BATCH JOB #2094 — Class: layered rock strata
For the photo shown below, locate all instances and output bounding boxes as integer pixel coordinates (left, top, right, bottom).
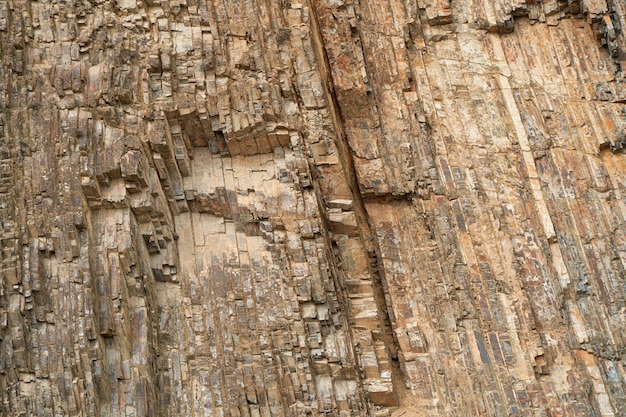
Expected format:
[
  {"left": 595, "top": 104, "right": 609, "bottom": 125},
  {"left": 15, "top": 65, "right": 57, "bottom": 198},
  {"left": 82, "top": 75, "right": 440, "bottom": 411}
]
[{"left": 0, "top": 0, "right": 625, "bottom": 416}]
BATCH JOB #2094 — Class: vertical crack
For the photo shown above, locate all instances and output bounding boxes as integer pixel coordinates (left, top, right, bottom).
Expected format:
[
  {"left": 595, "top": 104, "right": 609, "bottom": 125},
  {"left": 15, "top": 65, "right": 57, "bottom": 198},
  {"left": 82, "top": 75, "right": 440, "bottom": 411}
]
[{"left": 304, "top": 0, "right": 405, "bottom": 408}]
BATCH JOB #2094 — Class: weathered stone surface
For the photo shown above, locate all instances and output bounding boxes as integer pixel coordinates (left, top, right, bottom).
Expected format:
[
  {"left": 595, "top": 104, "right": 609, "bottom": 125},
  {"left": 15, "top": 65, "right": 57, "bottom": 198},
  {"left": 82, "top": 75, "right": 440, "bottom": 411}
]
[{"left": 0, "top": 0, "right": 625, "bottom": 416}]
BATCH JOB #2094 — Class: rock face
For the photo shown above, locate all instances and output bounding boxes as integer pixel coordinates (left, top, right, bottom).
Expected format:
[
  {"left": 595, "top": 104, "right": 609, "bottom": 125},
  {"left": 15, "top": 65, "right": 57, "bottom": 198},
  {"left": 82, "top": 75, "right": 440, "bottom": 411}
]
[{"left": 1, "top": 0, "right": 626, "bottom": 415}]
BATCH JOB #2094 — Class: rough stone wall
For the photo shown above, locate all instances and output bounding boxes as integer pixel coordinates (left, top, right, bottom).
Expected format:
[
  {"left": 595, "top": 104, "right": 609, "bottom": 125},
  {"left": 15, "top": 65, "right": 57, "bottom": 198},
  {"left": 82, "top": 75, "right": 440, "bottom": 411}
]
[{"left": 0, "top": 0, "right": 625, "bottom": 416}]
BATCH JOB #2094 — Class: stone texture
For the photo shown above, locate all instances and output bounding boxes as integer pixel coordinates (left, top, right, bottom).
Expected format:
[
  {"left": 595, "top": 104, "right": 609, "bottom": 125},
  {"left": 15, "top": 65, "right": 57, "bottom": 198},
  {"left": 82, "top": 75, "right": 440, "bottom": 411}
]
[{"left": 0, "top": 0, "right": 625, "bottom": 416}]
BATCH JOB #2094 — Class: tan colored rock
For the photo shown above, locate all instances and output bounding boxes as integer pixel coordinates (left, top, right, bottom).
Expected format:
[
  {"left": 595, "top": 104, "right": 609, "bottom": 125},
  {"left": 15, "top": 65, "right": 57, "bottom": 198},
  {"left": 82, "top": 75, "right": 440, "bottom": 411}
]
[{"left": 0, "top": 0, "right": 625, "bottom": 416}]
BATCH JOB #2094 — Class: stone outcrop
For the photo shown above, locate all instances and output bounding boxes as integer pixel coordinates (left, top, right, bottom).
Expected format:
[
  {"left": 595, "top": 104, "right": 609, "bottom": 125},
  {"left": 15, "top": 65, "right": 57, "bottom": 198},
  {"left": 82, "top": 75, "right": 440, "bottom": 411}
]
[{"left": 0, "top": 0, "right": 625, "bottom": 416}]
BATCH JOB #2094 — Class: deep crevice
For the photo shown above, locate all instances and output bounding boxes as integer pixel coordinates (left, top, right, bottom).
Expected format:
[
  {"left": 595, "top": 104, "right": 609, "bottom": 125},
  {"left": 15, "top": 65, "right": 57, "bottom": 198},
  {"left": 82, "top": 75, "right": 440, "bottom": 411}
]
[{"left": 305, "top": 0, "right": 407, "bottom": 408}]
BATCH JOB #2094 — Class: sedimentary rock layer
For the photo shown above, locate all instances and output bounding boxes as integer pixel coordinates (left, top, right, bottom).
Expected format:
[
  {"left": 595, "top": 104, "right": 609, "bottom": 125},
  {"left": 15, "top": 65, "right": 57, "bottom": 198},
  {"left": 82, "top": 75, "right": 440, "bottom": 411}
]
[{"left": 0, "top": 0, "right": 625, "bottom": 416}]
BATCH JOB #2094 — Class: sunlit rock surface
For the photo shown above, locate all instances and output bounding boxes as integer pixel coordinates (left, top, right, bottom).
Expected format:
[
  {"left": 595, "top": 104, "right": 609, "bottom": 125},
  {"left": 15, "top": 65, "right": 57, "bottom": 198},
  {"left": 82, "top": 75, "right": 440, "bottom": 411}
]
[{"left": 1, "top": 0, "right": 625, "bottom": 416}]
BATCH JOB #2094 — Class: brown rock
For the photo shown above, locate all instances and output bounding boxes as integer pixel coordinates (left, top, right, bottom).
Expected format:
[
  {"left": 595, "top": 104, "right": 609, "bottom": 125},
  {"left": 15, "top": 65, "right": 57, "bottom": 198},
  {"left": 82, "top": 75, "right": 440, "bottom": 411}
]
[{"left": 1, "top": 0, "right": 625, "bottom": 416}]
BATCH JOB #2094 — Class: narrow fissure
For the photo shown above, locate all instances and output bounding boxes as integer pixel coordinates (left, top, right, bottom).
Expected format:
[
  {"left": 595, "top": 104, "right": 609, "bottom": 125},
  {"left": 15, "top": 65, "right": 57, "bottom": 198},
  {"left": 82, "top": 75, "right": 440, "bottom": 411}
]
[{"left": 305, "top": 0, "right": 407, "bottom": 407}]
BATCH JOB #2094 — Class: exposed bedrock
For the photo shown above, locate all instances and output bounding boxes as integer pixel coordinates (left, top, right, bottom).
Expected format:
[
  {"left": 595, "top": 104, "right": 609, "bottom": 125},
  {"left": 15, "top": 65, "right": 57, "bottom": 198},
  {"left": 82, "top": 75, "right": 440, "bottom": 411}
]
[{"left": 0, "top": 0, "right": 625, "bottom": 416}]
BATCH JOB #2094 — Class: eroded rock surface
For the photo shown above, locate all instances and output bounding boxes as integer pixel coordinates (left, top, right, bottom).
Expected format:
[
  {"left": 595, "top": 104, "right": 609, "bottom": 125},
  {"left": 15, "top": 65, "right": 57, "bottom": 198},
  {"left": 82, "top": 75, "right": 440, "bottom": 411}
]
[{"left": 0, "top": 0, "right": 625, "bottom": 416}]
